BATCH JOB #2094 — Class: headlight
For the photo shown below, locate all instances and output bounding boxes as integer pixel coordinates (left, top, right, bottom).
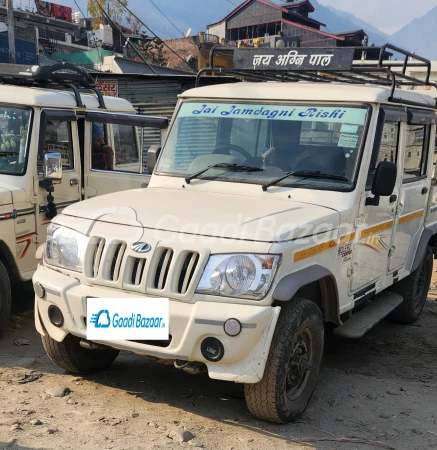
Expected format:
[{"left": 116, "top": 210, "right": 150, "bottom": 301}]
[
  {"left": 45, "top": 224, "right": 88, "bottom": 272},
  {"left": 196, "top": 254, "right": 281, "bottom": 300}
]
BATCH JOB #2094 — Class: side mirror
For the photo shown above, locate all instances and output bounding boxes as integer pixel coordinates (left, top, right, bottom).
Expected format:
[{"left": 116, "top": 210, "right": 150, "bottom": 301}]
[
  {"left": 43, "top": 152, "right": 62, "bottom": 182},
  {"left": 147, "top": 145, "right": 161, "bottom": 175},
  {"left": 366, "top": 161, "right": 397, "bottom": 206}
]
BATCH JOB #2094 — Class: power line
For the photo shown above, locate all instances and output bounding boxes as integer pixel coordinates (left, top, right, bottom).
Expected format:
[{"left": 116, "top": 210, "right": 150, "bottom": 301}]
[
  {"left": 148, "top": 0, "right": 185, "bottom": 37},
  {"left": 111, "top": 0, "right": 195, "bottom": 71},
  {"left": 73, "top": 0, "right": 86, "bottom": 19}
]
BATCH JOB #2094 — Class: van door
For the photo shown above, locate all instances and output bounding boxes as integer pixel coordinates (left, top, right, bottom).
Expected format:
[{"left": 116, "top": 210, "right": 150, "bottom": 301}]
[
  {"left": 83, "top": 112, "right": 168, "bottom": 198},
  {"left": 36, "top": 110, "right": 81, "bottom": 240},
  {"left": 387, "top": 110, "right": 434, "bottom": 272},
  {"left": 350, "top": 108, "right": 406, "bottom": 296}
]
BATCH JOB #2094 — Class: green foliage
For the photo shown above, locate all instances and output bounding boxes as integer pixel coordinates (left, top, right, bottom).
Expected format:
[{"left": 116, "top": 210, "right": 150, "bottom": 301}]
[{"left": 88, "top": 0, "right": 130, "bottom": 30}]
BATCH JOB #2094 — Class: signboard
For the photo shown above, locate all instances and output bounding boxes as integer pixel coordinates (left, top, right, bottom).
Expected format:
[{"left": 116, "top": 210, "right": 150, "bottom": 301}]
[
  {"left": 95, "top": 80, "right": 118, "bottom": 97},
  {"left": 0, "top": 35, "right": 36, "bottom": 65},
  {"left": 34, "top": 1, "right": 72, "bottom": 22},
  {"left": 233, "top": 48, "right": 355, "bottom": 71}
]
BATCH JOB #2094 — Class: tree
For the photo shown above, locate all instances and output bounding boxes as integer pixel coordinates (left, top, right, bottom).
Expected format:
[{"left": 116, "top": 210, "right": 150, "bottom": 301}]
[
  {"left": 88, "top": 0, "right": 131, "bottom": 30},
  {"left": 137, "top": 36, "right": 168, "bottom": 66}
]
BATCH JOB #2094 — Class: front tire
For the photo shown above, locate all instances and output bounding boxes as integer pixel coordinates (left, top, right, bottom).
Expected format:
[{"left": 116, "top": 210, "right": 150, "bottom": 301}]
[
  {"left": 0, "top": 261, "right": 12, "bottom": 337},
  {"left": 388, "top": 246, "right": 433, "bottom": 324},
  {"left": 42, "top": 333, "right": 119, "bottom": 374},
  {"left": 244, "top": 298, "right": 324, "bottom": 423}
]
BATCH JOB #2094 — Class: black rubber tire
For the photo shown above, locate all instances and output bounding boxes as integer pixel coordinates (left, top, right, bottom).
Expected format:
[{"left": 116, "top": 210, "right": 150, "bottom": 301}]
[
  {"left": 388, "top": 246, "right": 433, "bottom": 324},
  {"left": 41, "top": 333, "right": 119, "bottom": 374},
  {"left": 244, "top": 298, "right": 324, "bottom": 423},
  {"left": 0, "top": 261, "right": 12, "bottom": 337}
]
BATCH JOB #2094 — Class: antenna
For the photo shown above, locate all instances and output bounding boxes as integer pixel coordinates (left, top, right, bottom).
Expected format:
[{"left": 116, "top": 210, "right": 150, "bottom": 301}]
[{"left": 185, "top": 28, "right": 192, "bottom": 38}]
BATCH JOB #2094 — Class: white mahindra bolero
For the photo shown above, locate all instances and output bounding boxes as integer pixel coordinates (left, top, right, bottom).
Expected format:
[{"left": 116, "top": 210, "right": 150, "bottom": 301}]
[{"left": 33, "top": 46, "right": 437, "bottom": 423}]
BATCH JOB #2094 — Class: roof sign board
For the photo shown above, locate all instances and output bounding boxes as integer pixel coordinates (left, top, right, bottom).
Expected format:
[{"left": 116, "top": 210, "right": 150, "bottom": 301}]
[
  {"left": 95, "top": 80, "right": 118, "bottom": 97},
  {"left": 232, "top": 48, "right": 355, "bottom": 71}
]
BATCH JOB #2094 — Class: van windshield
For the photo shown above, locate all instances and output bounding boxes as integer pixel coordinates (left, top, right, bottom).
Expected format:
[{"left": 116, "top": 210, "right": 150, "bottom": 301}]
[
  {"left": 0, "top": 106, "right": 32, "bottom": 176},
  {"left": 157, "top": 102, "right": 369, "bottom": 190}
]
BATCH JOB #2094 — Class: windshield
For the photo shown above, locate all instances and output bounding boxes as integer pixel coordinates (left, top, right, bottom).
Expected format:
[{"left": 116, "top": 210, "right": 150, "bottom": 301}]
[
  {"left": 157, "top": 102, "right": 369, "bottom": 190},
  {"left": 0, "top": 106, "right": 32, "bottom": 176}
]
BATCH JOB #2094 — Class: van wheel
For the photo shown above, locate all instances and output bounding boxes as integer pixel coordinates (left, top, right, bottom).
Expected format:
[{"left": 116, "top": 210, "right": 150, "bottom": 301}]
[
  {"left": 244, "top": 298, "right": 324, "bottom": 423},
  {"left": 0, "top": 261, "right": 12, "bottom": 337},
  {"left": 42, "top": 334, "right": 119, "bottom": 374},
  {"left": 388, "top": 246, "right": 433, "bottom": 324}
]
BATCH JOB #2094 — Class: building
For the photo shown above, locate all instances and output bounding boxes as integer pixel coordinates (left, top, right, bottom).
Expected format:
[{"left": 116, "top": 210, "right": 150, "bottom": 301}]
[{"left": 206, "top": 0, "right": 368, "bottom": 49}]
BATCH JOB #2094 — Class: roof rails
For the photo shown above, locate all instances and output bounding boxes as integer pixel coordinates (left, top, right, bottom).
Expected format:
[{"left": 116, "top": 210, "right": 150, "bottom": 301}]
[
  {"left": 196, "top": 44, "right": 437, "bottom": 109},
  {"left": 0, "top": 62, "right": 106, "bottom": 109}
]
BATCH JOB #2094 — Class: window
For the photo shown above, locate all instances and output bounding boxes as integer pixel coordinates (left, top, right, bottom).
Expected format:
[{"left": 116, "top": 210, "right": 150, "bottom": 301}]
[
  {"left": 0, "top": 106, "right": 32, "bottom": 175},
  {"left": 158, "top": 102, "right": 369, "bottom": 191},
  {"left": 366, "top": 121, "right": 399, "bottom": 189},
  {"left": 112, "top": 124, "right": 140, "bottom": 173},
  {"left": 403, "top": 124, "right": 429, "bottom": 181},
  {"left": 38, "top": 120, "right": 74, "bottom": 170}
]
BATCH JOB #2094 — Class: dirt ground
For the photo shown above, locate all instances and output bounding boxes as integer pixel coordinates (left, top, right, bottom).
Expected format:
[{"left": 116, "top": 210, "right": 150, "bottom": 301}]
[{"left": 1, "top": 275, "right": 437, "bottom": 450}]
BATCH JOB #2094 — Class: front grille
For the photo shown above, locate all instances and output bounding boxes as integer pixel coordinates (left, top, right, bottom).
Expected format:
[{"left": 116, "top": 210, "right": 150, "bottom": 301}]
[
  {"left": 85, "top": 237, "right": 202, "bottom": 297},
  {"left": 177, "top": 252, "right": 200, "bottom": 294},
  {"left": 153, "top": 248, "right": 174, "bottom": 290}
]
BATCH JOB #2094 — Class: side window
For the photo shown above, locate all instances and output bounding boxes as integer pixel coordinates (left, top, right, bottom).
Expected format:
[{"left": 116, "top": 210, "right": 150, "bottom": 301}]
[
  {"left": 38, "top": 120, "right": 74, "bottom": 170},
  {"left": 112, "top": 124, "right": 140, "bottom": 173},
  {"left": 366, "top": 121, "right": 399, "bottom": 189},
  {"left": 404, "top": 124, "right": 429, "bottom": 182},
  {"left": 91, "top": 122, "right": 113, "bottom": 171}
]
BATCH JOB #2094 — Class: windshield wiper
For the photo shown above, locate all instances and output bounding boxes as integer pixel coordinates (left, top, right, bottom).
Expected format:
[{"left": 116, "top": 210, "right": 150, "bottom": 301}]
[
  {"left": 262, "top": 170, "right": 349, "bottom": 191},
  {"left": 185, "top": 163, "right": 263, "bottom": 184}
]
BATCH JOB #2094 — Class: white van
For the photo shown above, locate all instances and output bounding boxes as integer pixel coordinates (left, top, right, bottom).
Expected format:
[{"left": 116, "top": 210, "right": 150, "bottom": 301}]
[
  {"left": 0, "top": 63, "right": 167, "bottom": 336},
  {"left": 33, "top": 46, "right": 437, "bottom": 423}
]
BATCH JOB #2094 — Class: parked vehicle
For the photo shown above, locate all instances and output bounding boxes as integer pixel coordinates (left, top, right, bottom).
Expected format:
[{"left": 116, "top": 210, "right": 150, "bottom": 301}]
[
  {"left": 0, "top": 63, "right": 167, "bottom": 336},
  {"left": 33, "top": 45, "right": 437, "bottom": 423}
]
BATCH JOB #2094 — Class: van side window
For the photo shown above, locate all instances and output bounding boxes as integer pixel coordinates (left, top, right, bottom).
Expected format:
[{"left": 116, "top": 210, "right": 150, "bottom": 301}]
[
  {"left": 38, "top": 120, "right": 74, "bottom": 170},
  {"left": 404, "top": 124, "right": 429, "bottom": 182},
  {"left": 366, "top": 121, "right": 399, "bottom": 189},
  {"left": 112, "top": 124, "right": 140, "bottom": 173}
]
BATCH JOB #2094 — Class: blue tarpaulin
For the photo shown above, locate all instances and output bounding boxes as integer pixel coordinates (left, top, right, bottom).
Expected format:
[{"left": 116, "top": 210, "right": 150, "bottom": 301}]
[{"left": 0, "top": 35, "right": 37, "bottom": 65}]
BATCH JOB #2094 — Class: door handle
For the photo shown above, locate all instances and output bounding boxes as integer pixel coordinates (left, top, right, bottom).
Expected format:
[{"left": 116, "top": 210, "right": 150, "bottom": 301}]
[
  {"left": 70, "top": 178, "right": 79, "bottom": 186},
  {"left": 389, "top": 194, "right": 397, "bottom": 203},
  {"left": 422, "top": 187, "right": 428, "bottom": 195}
]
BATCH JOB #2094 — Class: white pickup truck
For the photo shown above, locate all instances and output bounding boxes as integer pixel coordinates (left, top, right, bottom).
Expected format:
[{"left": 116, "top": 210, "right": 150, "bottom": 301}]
[
  {"left": 0, "top": 63, "right": 167, "bottom": 336},
  {"left": 33, "top": 45, "right": 437, "bottom": 423}
]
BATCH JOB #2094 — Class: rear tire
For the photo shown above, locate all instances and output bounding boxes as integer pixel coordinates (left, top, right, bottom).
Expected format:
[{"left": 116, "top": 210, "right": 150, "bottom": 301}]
[
  {"left": 42, "top": 333, "right": 119, "bottom": 374},
  {"left": 0, "top": 261, "right": 12, "bottom": 337},
  {"left": 388, "top": 246, "right": 433, "bottom": 324},
  {"left": 244, "top": 298, "right": 324, "bottom": 423}
]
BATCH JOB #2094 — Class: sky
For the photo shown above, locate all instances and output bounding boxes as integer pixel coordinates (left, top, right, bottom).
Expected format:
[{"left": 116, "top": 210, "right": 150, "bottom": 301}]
[
  {"left": 317, "top": 0, "right": 437, "bottom": 34},
  {"left": 58, "top": 0, "right": 437, "bottom": 37}
]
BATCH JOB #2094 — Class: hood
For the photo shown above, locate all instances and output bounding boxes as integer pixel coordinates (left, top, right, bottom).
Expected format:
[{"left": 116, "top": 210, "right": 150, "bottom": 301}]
[
  {"left": 0, "top": 181, "right": 27, "bottom": 205},
  {"left": 0, "top": 186, "right": 13, "bottom": 205},
  {"left": 63, "top": 188, "right": 340, "bottom": 243}
]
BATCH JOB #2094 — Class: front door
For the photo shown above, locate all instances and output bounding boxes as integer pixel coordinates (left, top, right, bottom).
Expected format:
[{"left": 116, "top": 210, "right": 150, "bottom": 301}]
[
  {"left": 36, "top": 109, "right": 81, "bottom": 242},
  {"left": 388, "top": 111, "right": 433, "bottom": 272},
  {"left": 350, "top": 109, "right": 405, "bottom": 294},
  {"left": 83, "top": 112, "right": 168, "bottom": 199}
]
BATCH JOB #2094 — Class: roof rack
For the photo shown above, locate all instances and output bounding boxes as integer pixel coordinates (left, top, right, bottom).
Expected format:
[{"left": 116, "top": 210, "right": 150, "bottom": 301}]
[
  {"left": 196, "top": 44, "right": 437, "bottom": 109},
  {"left": 0, "top": 62, "right": 106, "bottom": 109}
]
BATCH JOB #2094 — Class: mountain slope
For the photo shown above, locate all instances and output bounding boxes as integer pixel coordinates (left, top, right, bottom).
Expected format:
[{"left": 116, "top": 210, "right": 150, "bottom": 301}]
[
  {"left": 311, "top": 1, "right": 390, "bottom": 45},
  {"left": 390, "top": 5, "right": 437, "bottom": 59}
]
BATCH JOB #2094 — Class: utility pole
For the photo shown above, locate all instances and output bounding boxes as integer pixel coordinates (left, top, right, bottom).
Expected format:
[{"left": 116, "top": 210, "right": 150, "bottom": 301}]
[{"left": 6, "top": 0, "right": 16, "bottom": 64}]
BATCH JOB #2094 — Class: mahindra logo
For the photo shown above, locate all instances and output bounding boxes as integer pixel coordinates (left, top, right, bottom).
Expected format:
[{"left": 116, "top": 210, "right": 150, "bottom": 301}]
[{"left": 131, "top": 242, "right": 152, "bottom": 253}]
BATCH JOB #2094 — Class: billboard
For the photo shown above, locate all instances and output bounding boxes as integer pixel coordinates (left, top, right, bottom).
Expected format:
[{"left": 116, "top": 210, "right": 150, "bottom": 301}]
[
  {"left": 34, "top": 1, "right": 72, "bottom": 22},
  {"left": 0, "top": 35, "right": 37, "bottom": 65}
]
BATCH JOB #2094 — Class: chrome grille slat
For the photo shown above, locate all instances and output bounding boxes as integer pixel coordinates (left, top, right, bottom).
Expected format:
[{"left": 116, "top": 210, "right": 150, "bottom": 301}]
[
  {"left": 90, "top": 238, "right": 105, "bottom": 279},
  {"left": 134, "top": 258, "right": 146, "bottom": 285},
  {"left": 156, "top": 249, "right": 173, "bottom": 290},
  {"left": 179, "top": 252, "right": 199, "bottom": 294}
]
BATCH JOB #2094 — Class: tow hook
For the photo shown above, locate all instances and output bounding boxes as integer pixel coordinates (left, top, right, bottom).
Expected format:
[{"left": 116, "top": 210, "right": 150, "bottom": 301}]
[
  {"left": 79, "top": 339, "right": 110, "bottom": 350},
  {"left": 174, "top": 360, "right": 207, "bottom": 375}
]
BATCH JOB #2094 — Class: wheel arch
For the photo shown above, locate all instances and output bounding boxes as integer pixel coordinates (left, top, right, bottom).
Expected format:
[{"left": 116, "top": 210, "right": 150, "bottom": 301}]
[
  {"left": 272, "top": 265, "right": 341, "bottom": 325},
  {"left": 0, "top": 239, "right": 21, "bottom": 286},
  {"left": 412, "top": 224, "right": 437, "bottom": 272}
]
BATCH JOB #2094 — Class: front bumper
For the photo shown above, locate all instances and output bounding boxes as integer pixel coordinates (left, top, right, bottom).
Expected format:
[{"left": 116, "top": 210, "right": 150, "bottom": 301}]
[{"left": 34, "top": 266, "right": 280, "bottom": 383}]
